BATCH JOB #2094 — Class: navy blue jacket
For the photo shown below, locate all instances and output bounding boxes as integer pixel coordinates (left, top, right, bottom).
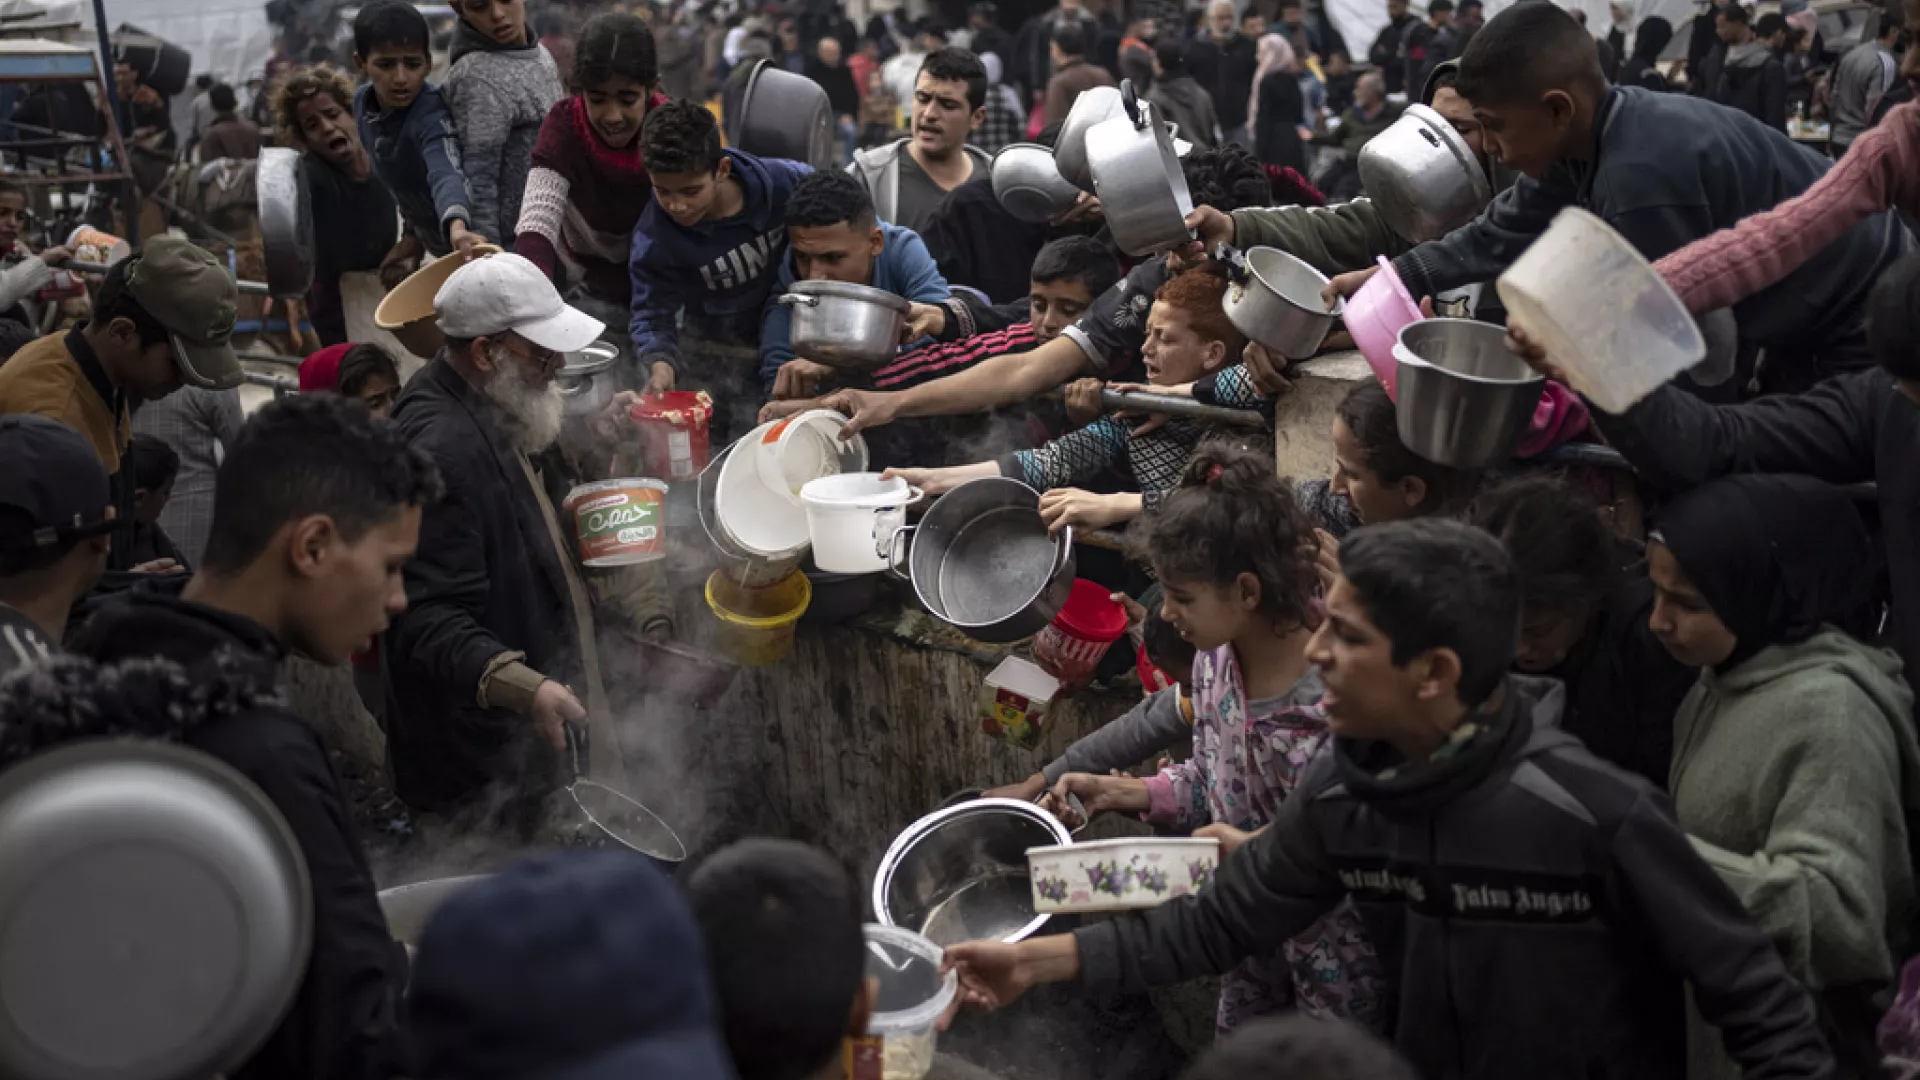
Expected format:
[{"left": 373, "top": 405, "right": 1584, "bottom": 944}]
[
  {"left": 356, "top": 83, "right": 472, "bottom": 256},
  {"left": 628, "top": 149, "right": 813, "bottom": 370}
]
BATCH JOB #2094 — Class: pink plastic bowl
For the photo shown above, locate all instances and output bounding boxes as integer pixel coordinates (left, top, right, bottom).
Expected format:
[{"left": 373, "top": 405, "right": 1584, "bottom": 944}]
[{"left": 1346, "top": 256, "right": 1423, "bottom": 398}]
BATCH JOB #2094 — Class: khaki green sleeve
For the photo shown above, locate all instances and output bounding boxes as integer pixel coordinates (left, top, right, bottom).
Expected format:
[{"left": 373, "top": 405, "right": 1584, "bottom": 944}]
[{"left": 1228, "top": 199, "right": 1412, "bottom": 278}]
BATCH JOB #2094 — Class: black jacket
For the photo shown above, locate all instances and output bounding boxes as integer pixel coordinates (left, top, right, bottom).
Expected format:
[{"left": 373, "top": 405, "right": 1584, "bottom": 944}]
[
  {"left": 1368, "top": 13, "right": 1417, "bottom": 95},
  {"left": 383, "top": 357, "right": 580, "bottom": 815},
  {"left": 1391, "top": 86, "right": 1909, "bottom": 361},
  {"left": 59, "top": 592, "right": 407, "bottom": 1080},
  {"left": 1185, "top": 32, "right": 1259, "bottom": 132},
  {"left": 1075, "top": 676, "right": 1834, "bottom": 1079},
  {"left": 1547, "top": 574, "right": 1700, "bottom": 789},
  {"left": 1713, "top": 41, "right": 1789, "bottom": 131},
  {"left": 1594, "top": 372, "right": 1920, "bottom": 705}
]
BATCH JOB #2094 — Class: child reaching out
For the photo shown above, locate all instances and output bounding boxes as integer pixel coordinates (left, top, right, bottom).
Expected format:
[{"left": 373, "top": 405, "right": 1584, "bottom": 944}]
[
  {"left": 885, "top": 270, "right": 1268, "bottom": 534},
  {"left": 1050, "top": 445, "right": 1385, "bottom": 1035}
]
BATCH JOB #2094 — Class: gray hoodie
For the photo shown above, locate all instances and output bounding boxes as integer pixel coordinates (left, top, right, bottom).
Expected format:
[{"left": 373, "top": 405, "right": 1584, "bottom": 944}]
[{"left": 443, "top": 20, "right": 565, "bottom": 247}]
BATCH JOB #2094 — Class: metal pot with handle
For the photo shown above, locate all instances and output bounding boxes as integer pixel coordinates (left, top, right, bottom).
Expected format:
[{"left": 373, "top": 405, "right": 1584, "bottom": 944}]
[
  {"left": 1217, "top": 243, "right": 1344, "bottom": 360},
  {"left": 725, "top": 59, "right": 835, "bottom": 170},
  {"left": 885, "top": 477, "right": 1075, "bottom": 643},
  {"left": 1357, "top": 104, "right": 1494, "bottom": 244},
  {"left": 776, "top": 280, "right": 910, "bottom": 371},
  {"left": 1085, "top": 80, "right": 1195, "bottom": 256},
  {"left": 555, "top": 341, "right": 620, "bottom": 418},
  {"left": 257, "top": 147, "right": 315, "bottom": 298}
]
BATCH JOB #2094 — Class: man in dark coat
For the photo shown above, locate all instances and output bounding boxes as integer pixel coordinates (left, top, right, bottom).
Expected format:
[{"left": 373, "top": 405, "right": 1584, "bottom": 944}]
[
  {"left": 1186, "top": 0, "right": 1260, "bottom": 144},
  {"left": 1708, "top": 2, "right": 1788, "bottom": 130},
  {"left": 383, "top": 252, "right": 610, "bottom": 834},
  {"left": 1368, "top": 0, "right": 1419, "bottom": 94}
]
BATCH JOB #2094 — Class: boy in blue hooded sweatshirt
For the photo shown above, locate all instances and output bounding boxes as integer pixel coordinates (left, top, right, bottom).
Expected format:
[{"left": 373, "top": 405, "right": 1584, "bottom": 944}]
[
  {"left": 631, "top": 101, "right": 811, "bottom": 431},
  {"left": 351, "top": 1, "right": 481, "bottom": 272}
]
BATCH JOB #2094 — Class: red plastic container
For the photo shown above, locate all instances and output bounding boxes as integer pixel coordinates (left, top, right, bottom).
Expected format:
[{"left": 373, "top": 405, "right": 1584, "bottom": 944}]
[
  {"left": 1032, "top": 579, "right": 1129, "bottom": 690},
  {"left": 629, "top": 391, "right": 713, "bottom": 481}
]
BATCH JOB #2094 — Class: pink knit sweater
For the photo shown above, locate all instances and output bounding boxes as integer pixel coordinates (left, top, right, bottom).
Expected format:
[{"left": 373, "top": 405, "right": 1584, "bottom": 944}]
[{"left": 1655, "top": 101, "right": 1920, "bottom": 314}]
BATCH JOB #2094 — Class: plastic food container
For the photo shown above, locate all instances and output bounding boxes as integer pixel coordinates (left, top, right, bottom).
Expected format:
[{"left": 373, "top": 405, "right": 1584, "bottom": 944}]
[
  {"left": 1345, "top": 256, "right": 1423, "bottom": 397},
  {"left": 704, "top": 570, "right": 811, "bottom": 666},
  {"left": 798, "top": 472, "right": 918, "bottom": 575},
  {"left": 560, "top": 479, "right": 668, "bottom": 566},
  {"left": 755, "top": 409, "right": 868, "bottom": 504},
  {"left": 1495, "top": 207, "right": 1705, "bottom": 414},
  {"left": 1026, "top": 836, "right": 1220, "bottom": 913},
  {"left": 978, "top": 657, "right": 1060, "bottom": 750},
  {"left": 714, "top": 420, "right": 815, "bottom": 560},
  {"left": 1031, "top": 579, "right": 1128, "bottom": 691},
  {"left": 844, "top": 925, "right": 957, "bottom": 1080},
  {"left": 629, "top": 391, "right": 713, "bottom": 480}
]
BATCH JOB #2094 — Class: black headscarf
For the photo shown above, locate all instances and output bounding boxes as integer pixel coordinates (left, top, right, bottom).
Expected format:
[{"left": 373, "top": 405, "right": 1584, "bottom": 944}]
[
  {"left": 1651, "top": 474, "right": 1875, "bottom": 671},
  {"left": 1620, "top": 17, "right": 1674, "bottom": 89}
]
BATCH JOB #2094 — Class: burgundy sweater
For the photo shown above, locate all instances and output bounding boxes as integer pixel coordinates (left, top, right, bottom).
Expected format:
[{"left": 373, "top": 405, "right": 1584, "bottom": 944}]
[
  {"left": 515, "top": 92, "right": 669, "bottom": 303},
  {"left": 1655, "top": 101, "right": 1920, "bottom": 314}
]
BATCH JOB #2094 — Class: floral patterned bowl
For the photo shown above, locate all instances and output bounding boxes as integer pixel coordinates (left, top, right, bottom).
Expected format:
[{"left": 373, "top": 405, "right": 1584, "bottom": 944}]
[{"left": 1025, "top": 837, "right": 1220, "bottom": 913}]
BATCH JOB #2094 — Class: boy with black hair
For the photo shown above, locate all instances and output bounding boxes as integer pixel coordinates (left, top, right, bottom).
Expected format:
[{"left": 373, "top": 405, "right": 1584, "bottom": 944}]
[
  {"left": 629, "top": 99, "right": 812, "bottom": 402},
  {"left": 758, "top": 170, "right": 949, "bottom": 394},
  {"left": 442, "top": 0, "right": 565, "bottom": 251},
  {"left": 353, "top": 1, "right": 482, "bottom": 264},
  {"left": 62, "top": 393, "right": 441, "bottom": 1080},
  {"left": 197, "top": 82, "right": 261, "bottom": 161},
  {"left": 0, "top": 415, "right": 114, "bottom": 674},
  {"left": 945, "top": 517, "right": 1838, "bottom": 1079},
  {"left": 687, "top": 840, "right": 875, "bottom": 1080},
  {"left": 126, "top": 433, "right": 186, "bottom": 570},
  {"left": 1335, "top": 2, "right": 1907, "bottom": 389},
  {"left": 849, "top": 47, "right": 993, "bottom": 234}
]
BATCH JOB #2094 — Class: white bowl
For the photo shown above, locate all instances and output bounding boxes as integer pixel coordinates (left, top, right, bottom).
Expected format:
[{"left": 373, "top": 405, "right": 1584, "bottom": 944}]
[
  {"left": 1026, "top": 836, "right": 1220, "bottom": 913},
  {"left": 753, "top": 409, "right": 868, "bottom": 505},
  {"left": 714, "top": 420, "right": 812, "bottom": 558}
]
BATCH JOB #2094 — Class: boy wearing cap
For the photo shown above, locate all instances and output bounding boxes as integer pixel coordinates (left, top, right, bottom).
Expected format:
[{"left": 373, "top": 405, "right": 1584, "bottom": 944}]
[
  {"left": 0, "top": 236, "right": 240, "bottom": 571},
  {"left": 0, "top": 415, "right": 115, "bottom": 675},
  {"left": 384, "top": 253, "right": 621, "bottom": 832}
]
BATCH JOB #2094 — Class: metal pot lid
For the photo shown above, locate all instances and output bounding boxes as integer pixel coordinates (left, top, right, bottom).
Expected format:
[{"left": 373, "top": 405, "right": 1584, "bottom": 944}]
[
  {"left": 789, "top": 279, "right": 913, "bottom": 314},
  {"left": 560, "top": 340, "right": 620, "bottom": 378},
  {"left": 0, "top": 739, "right": 313, "bottom": 1080},
  {"left": 257, "top": 147, "right": 315, "bottom": 299}
]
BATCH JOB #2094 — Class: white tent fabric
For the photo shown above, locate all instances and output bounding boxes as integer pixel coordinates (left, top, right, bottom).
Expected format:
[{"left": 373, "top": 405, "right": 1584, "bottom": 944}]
[
  {"left": 1324, "top": 0, "right": 1700, "bottom": 77},
  {"left": 10, "top": 0, "right": 275, "bottom": 87}
]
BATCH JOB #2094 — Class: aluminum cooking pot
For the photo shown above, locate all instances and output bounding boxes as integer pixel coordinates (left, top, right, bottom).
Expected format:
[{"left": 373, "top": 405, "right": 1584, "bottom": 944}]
[
  {"left": 1358, "top": 104, "right": 1494, "bottom": 244},
  {"left": 777, "top": 280, "right": 911, "bottom": 372},
  {"left": 887, "top": 476, "right": 1074, "bottom": 643},
  {"left": 257, "top": 147, "right": 315, "bottom": 298},
  {"left": 872, "top": 797, "right": 1074, "bottom": 946},
  {"left": 1053, "top": 84, "right": 1123, "bottom": 192},
  {"left": 555, "top": 340, "right": 621, "bottom": 418},
  {"left": 1220, "top": 244, "right": 1344, "bottom": 360},
  {"left": 0, "top": 740, "right": 311, "bottom": 1080},
  {"left": 991, "top": 142, "right": 1082, "bottom": 223},
  {"left": 1086, "top": 81, "right": 1195, "bottom": 256},
  {"left": 1393, "top": 318, "right": 1545, "bottom": 468},
  {"left": 726, "top": 59, "right": 835, "bottom": 171}
]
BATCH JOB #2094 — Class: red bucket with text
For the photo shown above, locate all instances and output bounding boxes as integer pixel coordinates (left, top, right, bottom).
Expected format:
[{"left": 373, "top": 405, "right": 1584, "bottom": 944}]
[
  {"left": 1031, "top": 579, "right": 1129, "bottom": 690},
  {"left": 629, "top": 390, "right": 713, "bottom": 481}
]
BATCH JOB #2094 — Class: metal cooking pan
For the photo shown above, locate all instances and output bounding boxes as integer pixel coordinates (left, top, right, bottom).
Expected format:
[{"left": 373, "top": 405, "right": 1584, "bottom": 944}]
[
  {"left": 726, "top": 59, "right": 835, "bottom": 171},
  {"left": 256, "top": 147, "right": 314, "bottom": 298},
  {"left": 1086, "top": 81, "right": 1194, "bottom": 256},
  {"left": 562, "top": 723, "right": 686, "bottom": 864},
  {"left": 887, "top": 477, "right": 1074, "bottom": 643}
]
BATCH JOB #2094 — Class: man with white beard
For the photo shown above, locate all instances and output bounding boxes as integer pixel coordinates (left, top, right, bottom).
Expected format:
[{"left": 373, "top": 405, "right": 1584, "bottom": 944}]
[{"left": 383, "top": 253, "right": 614, "bottom": 838}]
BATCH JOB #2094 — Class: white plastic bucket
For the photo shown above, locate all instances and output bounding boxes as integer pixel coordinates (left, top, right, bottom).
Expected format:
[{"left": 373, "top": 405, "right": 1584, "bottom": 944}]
[{"left": 798, "top": 473, "right": 918, "bottom": 574}]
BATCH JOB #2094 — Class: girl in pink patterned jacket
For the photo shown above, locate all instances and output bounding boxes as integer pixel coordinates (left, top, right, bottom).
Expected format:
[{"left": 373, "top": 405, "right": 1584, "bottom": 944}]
[{"left": 1051, "top": 444, "right": 1386, "bottom": 1035}]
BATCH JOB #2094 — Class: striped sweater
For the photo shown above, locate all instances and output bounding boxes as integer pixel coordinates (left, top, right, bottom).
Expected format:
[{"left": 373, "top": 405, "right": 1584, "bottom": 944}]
[{"left": 515, "top": 92, "right": 670, "bottom": 303}]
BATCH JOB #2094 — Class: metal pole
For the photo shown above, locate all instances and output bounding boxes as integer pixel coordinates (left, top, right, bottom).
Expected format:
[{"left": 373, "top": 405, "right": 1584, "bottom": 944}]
[{"left": 89, "top": 0, "right": 136, "bottom": 245}]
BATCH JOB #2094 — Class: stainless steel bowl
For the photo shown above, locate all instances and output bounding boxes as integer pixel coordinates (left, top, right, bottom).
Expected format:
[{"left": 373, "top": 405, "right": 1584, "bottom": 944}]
[
  {"left": 1087, "top": 85, "right": 1194, "bottom": 256},
  {"left": 555, "top": 340, "right": 621, "bottom": 418},
  {"left": 1394, "top": 318, "right": 1545, "bottom": 468},
  {"left": 1223, "top": 246, "right": 1344, "bottom": 359},
  {"left": 1358, "top": 104, "right": 1494, "bottom": 244},
  {"left": 777, "top": 280, "right": 911, "bottom": 372},
  {"left": 1054, "top": 84, "right": 1124, "bottom": 192},
  {"left": 991, "top": 143, "right": 1082, "bottom": 223},
  {"left": 873, "top": 798, "right": 1074, "bottom": 946}
]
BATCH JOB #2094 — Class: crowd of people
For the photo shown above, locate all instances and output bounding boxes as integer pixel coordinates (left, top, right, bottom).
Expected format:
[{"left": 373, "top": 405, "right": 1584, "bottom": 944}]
[{"left": 0, "top": 0, "right": 1919, "bottom": 1075}]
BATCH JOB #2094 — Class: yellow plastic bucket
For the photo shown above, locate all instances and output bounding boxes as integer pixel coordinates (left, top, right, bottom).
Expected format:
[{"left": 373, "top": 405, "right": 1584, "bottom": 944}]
[{"left": 705, "top": 570, "right": 811, "bottom": 667}]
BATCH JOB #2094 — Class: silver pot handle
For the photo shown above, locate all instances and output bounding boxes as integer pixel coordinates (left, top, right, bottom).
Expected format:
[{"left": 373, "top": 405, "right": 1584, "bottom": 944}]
[
  {"left": 1051, "top": 526, "right": 1075, "bottom": 577},
  {"left": 776, "top": 293, "right": 818, "bottom": 308},
  {"left": 886, "top": 524, "right": 916, "bottom": 581},
  {"left": 1119, "top": 78, "right": 1146, "bottom": 130}
]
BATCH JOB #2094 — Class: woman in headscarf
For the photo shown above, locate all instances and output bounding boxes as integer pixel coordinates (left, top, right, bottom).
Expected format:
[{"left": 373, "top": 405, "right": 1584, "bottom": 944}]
[
  {"left": 1619, "top": 15, "right": 1675, "bottom": 91},
  {"left": 1249, "top": 33, "right": 1307, "bottom": 172},
  {"left": 1649, "top": 473, "right": 1920, "bottom": 1080}
]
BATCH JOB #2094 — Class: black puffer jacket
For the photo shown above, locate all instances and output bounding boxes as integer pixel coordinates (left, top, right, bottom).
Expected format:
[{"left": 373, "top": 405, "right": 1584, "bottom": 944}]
[
  {"left": 383, "top": 356, "right": 580, "bottom": 818},
  {"left": 1074, "top": 677, "right": 1835, "bottom": 1079},
  {"left": 32, "top": 593, "right": 408, "bottom": 1080}
]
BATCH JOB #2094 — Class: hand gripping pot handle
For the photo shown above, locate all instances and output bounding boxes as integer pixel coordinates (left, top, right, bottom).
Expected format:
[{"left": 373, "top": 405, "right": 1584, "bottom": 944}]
[
  {"left": 776, "top": 293, "right": 819, "bottom": 308},
  {"left": 1050, "top": 527, "right": 1075, "bottom": 577},
  {"left": 1212, "top": 241, "right": 1251, "bottom": 286},
  {"left": 886, "top": 524, "right": 917, "bottom": 581},
  {"left": 871, "top": 488, "right": 923, "bottom": 557}
]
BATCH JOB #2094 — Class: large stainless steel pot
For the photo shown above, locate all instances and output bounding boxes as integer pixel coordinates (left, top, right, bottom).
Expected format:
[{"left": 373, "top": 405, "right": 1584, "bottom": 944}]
[
  {"left": 725, "top": 59, "right": 835, "bottom": 170},
  {"left": 1086, "top": 81, "right": 1194, "bottom": 256},
  {"left": 1358, "top": 104, "right": 1494, "bottom": 244},
  {"left": 777, "top": 280, "right": 910, "bottom": 371},
  {"left": 555, "top": 341, "right": 620, "bottom": 418},
  {"left": 0, "top": 740, "right": 311, "bottom": 1080},
  {"left": 991, "top": 142, "right": 1082, "bottom": 223},
  {"left": 1053, "top": 84, "right": 1123, "bottom": 192},
  {"left": 886, "top": 477, "right": 1074, "bottom": 643},
  {"left": 257, "top": 147, "right": 315, "bottom": 298},
  {"left": 1393, "top": 318, "right": 1545, "bottom": 468},
  {"left": 1220, "top": 244, "right": 1344, "bottom": 360},
  {"left": 872, "top": 798, "right": 1074, "bottom": 946}
]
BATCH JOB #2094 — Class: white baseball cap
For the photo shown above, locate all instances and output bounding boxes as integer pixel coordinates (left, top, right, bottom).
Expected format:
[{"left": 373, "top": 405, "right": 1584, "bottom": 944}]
[{"left": 433, "top": 253, "right": 605, "bottom": 353}]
